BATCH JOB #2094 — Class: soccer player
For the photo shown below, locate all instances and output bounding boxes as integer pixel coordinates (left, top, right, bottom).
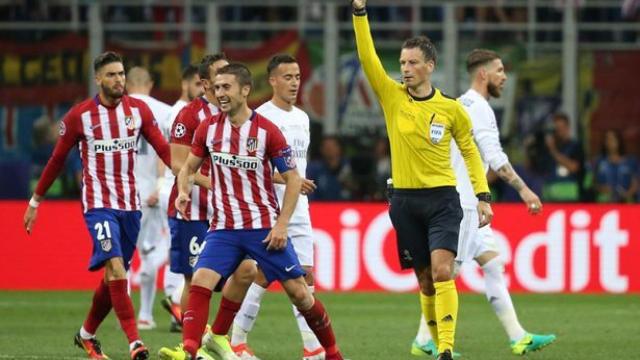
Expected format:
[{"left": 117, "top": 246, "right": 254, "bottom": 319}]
[
  {"left": 351, "top": 1, "right": 493, "bottom": 359},
  {"left": 230, "top": 54, "right": 324, "bottom": 360},
  {"left": 23, "top": 51, "right": 171, "bottom": 360},
  {"left": 158, "top": 64, "right": 204, "bottom": 332},
  {"left": 411, "top": 49, "right": 556, "bottom": 357},
  {"left": 166, "top": 53, "right": 257, "bottom": 336},
  {"left": 125, "top": 66, "right": 173, "bottom": 331},
  {"left": 158, "top": 63, "right": 345, "bottom": 360}
]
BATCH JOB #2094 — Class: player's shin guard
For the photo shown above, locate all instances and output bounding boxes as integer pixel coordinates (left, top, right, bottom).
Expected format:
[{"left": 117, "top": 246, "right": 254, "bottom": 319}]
[
  {"left": 292, "top": 286, "right": 322, "bottom": 351},
  {"left": 434, "top": 280, "right": 458, "bottom": 354},
  {"left": 108, "top": 279, "right": 140, "bottom": 343},
  {"left": 298, "top": 298, "right": 342, "bottom": 360},
  {"left": 231, "top": 283, "right": 266, "bottom": 346},
  {"left": 211, "top": 296, "right": 242, "bottom": 336},
  {"left": 83, "top": 281, "right": 112, "bottom": 335},
  {"left": 420, "top": 292, "right": 439, "bottom": 348},
  {"left": 482, "top": 258, "right": 526, "bottom": 341},
  {"left": 183, "top": 285, "right": 212, "bottom": 358}
]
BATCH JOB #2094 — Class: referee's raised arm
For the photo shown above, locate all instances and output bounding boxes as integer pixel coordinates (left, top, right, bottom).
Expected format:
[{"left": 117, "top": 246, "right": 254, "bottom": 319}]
[{"left": 351, "top": 0, "right": 396, "bottom": 100}]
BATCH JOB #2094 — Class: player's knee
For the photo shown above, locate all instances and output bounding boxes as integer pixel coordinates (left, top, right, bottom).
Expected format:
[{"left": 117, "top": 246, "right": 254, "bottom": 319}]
[
  {"left": 432, "top": 263, "right": 453, "bottom": 283},
  {"left": 286, "top": 282, "right": 312, "bottom": 308},
  {"left": 234, "top": 261, "right": 257, "bottom": 286},
  {"left": 104, "top": 258, "right": 127, "bottom": 281}
]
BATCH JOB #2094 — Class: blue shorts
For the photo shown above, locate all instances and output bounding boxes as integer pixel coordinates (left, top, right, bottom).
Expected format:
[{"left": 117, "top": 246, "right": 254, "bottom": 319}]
[
  {"left": 196, "top": 229, "right": 305, "bottom": 283},
  {"left": 83, "top": 208, "right": 142, "bottom": 271},
  {"left": 168, "top": 217, "right": 209, "bottom": 275}
]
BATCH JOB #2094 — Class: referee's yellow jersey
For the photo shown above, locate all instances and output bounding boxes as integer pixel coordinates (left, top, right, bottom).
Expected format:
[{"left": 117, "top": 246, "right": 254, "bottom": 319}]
[{"left": 354, "top": 14, "right": 489, "bottom": 194}]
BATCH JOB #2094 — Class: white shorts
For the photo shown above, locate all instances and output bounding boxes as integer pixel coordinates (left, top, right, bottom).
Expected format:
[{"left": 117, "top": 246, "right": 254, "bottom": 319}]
[
  {"left": 455, "top": 208, "right": 499, "bottom": 264},
  {"left": 289, "top": 222, "right": 314, "bottom": 267},
  {"left": 138, "top": 206, "right": 170, "bottom": 273}
]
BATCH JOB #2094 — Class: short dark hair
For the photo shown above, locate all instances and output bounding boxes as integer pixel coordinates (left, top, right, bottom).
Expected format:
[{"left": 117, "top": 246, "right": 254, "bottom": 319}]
[
  {"left": 94, "top": 51, "right": 123, "bottom": 73},
  {"left": 600, "top": 129, "right": 626, "bottom": 157},
  {"left": 182, "top": 64, "right": 199, "bottom": 81},
  {"left": 267, "top": 54, "right": 298, "bottom": 75},
  {"left": 198, "top": 53, "right": 227, "bottom": 81},
  {"left": 553, "top": 112, "right": 570, "bottom": 125},
  {"left": 216, "top": 63, "right": 253, "bottom": 88},
  {"left": 466, "top": 49, "right": 501, "bottom": 74},
  {"left": 402, "top": 36, "right": 437, "bottom": 64}
]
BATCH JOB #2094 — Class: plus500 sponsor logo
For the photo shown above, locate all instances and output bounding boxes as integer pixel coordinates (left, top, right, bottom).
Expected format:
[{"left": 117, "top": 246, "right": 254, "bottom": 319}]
[
  {"left": 310, "top": 205, "right": 634, "bottom": 293},
  {"left": 211, "top": 152, "right": 259, "bottom": 170},
  {"left": 93, "top": 136, "right": 137, "bottom": 153}
]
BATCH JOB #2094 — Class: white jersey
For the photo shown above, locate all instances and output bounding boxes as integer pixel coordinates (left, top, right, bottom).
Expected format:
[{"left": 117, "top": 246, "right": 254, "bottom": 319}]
[
  {"left": 451, "top": 89, "right": 509, "bottom": 209},
  {"left": 256, "top": 101, "right": 311, "bottom": 225},
  {"left": 159, "top": 99, "right": 188, "bottom": 204},
  {"left": 130, "top": 94, "right": 172, "bottom": 204}
]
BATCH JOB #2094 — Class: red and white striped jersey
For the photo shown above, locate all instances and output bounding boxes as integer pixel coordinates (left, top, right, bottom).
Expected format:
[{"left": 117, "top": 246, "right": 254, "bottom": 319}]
[
  {"left": 167, "top": 96, "right": 217, "bottom": 221},
  {"left": 35, "top": 95, "right": 170, "bottom": 212},
  {"left": 191, "top": 111, "right": 296, "bottom": 230}
]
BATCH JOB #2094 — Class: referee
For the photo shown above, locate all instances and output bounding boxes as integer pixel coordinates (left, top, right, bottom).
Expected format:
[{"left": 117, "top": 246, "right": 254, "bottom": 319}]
[{"left": 351, "top": 1, "right": 493, "bottom": 359}]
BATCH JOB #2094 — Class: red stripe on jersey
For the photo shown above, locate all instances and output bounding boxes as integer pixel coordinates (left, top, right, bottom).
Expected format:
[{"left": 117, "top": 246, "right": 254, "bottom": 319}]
[
  {"left": 229, "top": 126, "right": 253, "bottom": 228},
  {"left": 80, "top": 137, "right": 94, "bottom": 210},
  {"left": 122, "top": 98, "right": 137, "bottom": 210},
  {"left": 212, "top": 119, "right": 234, "bottom": 229},
  {"left": 247, "top": 121, "right": 270, "bottom": 228},
  {"left": 91, "top": 107, "right": 112, "bottom": 208},
  {"left": 199, "top": 101, "right": 214, "bottom": 221},
  {"left": 107, "top": 107, "right": 126, "bottom": 209},
  {"left": 261, "top": 130, "right": 279, "bottom": 222}
]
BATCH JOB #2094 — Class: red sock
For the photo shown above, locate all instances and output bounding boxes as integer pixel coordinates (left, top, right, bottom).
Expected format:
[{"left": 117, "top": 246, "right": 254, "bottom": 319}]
[
  {"left": 299, "top": 298, "right": 342, "bottom": 360},
  {"left": 211, "top": 296, "right": 242, "bottom": 335},
  {"left": 83, "top": 281, "right": 112, "bottom": 334},
  {"left": 182, "top": 285, "right": 212, "bottom": 358},
  {"left": 108, "top": 279, "right": 139, "bottom": 344}
]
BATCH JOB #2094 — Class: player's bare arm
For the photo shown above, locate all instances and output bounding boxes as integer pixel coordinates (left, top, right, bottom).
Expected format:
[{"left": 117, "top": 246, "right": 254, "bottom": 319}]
[
  {"left": 477, "top": 200, "right": 493, "bottom": 228},
  {"left": 171, "top": 143, "right": 212, "bottom": 190},
  {"left": 263, "top": 169, "right": 302, "bottom": 250},
  {"left": 495, "top": 162, "right": 542, "bottom": 214},
  {"left": 23, "top": 193, "right": 44, "bottom": 234},
  {"left": 175, "top": 152, "right": 204, "bottom": 218},
  {"left": 273, "top": 172, "right": 316, "bottom": 195}
]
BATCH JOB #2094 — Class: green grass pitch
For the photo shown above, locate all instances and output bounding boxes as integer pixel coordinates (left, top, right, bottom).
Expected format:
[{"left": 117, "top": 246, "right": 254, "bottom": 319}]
[{"left": 0, "top": 291, "right": 637, "bottom": 359}]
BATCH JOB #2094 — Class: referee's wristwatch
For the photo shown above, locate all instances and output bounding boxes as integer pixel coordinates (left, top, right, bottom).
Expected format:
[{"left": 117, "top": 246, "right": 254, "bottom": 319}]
[{"left": 476, "top": 192, "right": 492, "bottom": 203}]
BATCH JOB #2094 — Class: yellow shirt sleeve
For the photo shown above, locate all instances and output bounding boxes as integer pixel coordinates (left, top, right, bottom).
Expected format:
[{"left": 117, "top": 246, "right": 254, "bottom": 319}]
[
  {"left": 452, "top": 102, "right": 490, "bottom": 195},
  {"left": 352, "top": 14, "right": 397, "bottom": 103}
]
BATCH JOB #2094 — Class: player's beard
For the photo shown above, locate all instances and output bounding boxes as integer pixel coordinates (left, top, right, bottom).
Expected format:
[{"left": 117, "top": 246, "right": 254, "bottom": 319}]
[
  {"left": 102, "top": 83, "right": 124, "bottom": 101},
  {"left": 487, "top": 81, "right": 502, "bottom": 98}
]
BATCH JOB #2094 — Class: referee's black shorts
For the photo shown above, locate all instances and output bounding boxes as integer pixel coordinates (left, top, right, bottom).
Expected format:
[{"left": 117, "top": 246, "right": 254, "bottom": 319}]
[{"left": 388, "top": 186, "right": 463, "bottom": 271}]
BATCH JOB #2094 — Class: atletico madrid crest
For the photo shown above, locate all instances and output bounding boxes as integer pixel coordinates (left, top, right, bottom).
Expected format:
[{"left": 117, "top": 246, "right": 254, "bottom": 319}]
[
  {"left": 124, "top": 115, "right": 135, "bottom": 130},
  {"left": 246, "top": 137, "right": 258, "bottom": 152},
  {"left": 100, "top": 239, "right": 112, "bottom": 252}
]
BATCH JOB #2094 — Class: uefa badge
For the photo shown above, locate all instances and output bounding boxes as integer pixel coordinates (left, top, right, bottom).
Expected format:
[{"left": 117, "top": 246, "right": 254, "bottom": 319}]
[
  {"left": 100, "top": 238, "right": 112, "bottom": 252},
  {"left": 246, "top": 137, "right": 258, "bottom": 153},
  {"left": 124, "top": 115, "right": 135, "bottom": 130},
  {"left": 59, "top": 121, "right": 66, "bottom": 136},
  {"left": 430, "top": 122, "right": 445, "bottom": 144}
]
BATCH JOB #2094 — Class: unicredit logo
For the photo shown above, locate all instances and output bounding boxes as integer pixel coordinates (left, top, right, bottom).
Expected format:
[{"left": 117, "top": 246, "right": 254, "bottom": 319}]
[
  {"left": 211, "top": 152, "right": 259, "bottom": 170},
  {"left": 94, "top": 136, "right": 137, "bottom": 153}
]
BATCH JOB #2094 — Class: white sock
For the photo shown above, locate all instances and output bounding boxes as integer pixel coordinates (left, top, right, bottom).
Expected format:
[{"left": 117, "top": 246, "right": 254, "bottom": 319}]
[
  {"left": 231, "top": 283, "right": 267, "bottom": 346},
  {"left": 415, "top": 314, "right": 432, "bottom": 345},
  {"left": 171, "top": 282, "right": 184, "bottom": 305},
  {"left": 482, "top": 257, "right": 527, "bottom": 341},
  {"left": 163, "top": 266, "right": 183, "bottom": 299},
  {"left": 138, "top": 270, "right": 156, "bottom": 322},
  {"left": 292, "top": 285, "right": 322, "bottom": 351},
  {"left": 79, "top": 326, "right": 94, "bottom": 340}
]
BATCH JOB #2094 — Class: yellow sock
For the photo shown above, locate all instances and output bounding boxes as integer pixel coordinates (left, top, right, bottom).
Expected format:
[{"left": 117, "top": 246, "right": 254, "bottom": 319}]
[
  {"left": 419, "top": 292, "right": 439, "bottom": 348},
  {"left": 434, "top": 280, "right": 458, "bottom": 353}
]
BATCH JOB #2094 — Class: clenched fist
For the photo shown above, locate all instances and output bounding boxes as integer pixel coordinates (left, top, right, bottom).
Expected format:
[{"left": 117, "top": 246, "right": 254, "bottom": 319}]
[{"left": 351, "top": 0, "right": 366, "bottom": 10}]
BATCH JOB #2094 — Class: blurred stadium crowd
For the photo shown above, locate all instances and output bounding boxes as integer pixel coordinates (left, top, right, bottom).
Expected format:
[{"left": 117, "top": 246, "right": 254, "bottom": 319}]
[{"left": 1, "top": 1, "right": 639, "bottom": 203}]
